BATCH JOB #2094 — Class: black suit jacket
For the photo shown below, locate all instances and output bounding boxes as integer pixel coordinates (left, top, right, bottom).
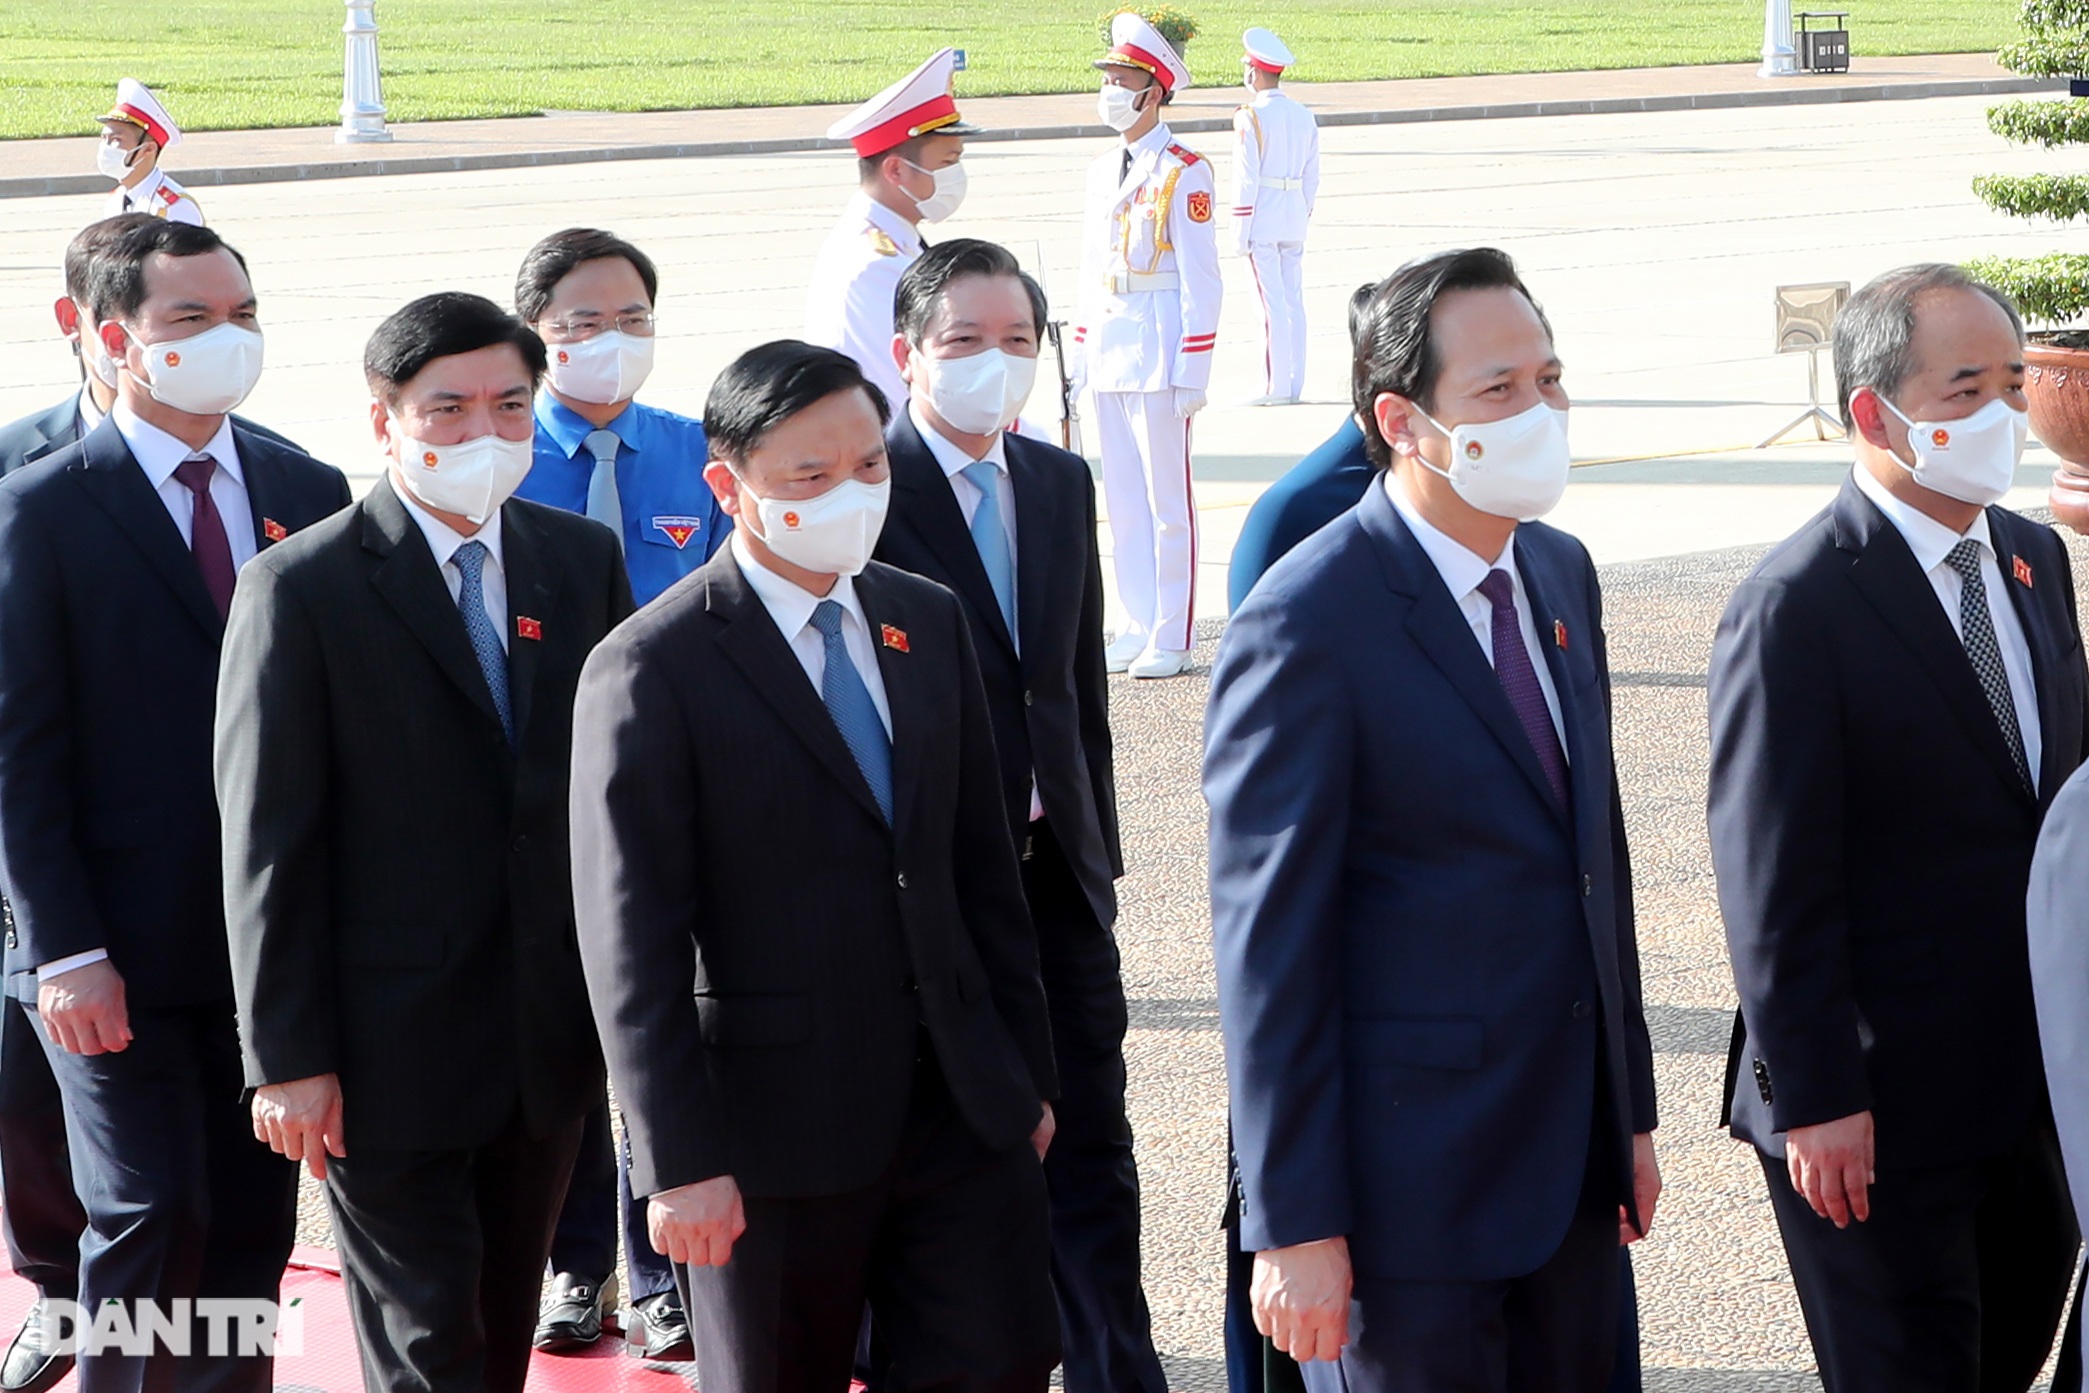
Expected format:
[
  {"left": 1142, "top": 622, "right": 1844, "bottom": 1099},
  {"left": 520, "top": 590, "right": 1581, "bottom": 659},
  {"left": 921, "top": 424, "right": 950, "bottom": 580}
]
[
  {"left": 0, "top": 416, "right": 350, "bottom": 1005},
  {"left": 0, "top": 391, "right": 303, "bottom": 478},
  {"left": 1711, "top": 476, "right": 2089, "bottom": 1165},
  {"left": 216, "top": 478, "right": 632, "bottom": 1151},
  {"left": 875, "top": 416, "right": 1122, "bottom": 928},
  {"left": 571, "top": 548, "right": 1057, "bottom": 1201}
]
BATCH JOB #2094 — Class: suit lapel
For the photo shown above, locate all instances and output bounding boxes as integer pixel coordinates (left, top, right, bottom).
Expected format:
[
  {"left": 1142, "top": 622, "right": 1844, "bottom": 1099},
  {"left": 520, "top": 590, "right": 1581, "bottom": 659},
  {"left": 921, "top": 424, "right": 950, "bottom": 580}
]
[
  {"left": 859, "top": 568, "right": 927, "bottom": 835},
  {"left": 889, "top": 418, "right": 1016, "bottom": 655},
  {"left": 1990, "top": 510, "right": 2067, "bottom": 799},
  {"left": 362, "top": 478, "right": 508, "bottom": 737},
  {"left": 69, "top": 418, "right": 222, "bottom": 638},
  {"left": 1517, "top": 535, "right": 1598, "bottom": 835},
  {"left": 1007, "top": 435, "right": 1060, "bottom": 665},
  {"left": 500, "top": 502, "right": 561, "bottom": 744},
  {"left": 234, "top": 426, "right": 289, "bottom": 555},
  {"left": 705, "top": 553, "right": 888, "bottom": 826}
]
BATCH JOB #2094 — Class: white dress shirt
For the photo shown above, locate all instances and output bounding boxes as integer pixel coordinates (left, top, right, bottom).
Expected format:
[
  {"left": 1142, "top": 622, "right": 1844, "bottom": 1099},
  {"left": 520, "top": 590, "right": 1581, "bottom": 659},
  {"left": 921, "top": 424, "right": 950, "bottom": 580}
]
[
  {"left": 730, "top": 529, "right": 893, "bottom": 739},
  {"left": 1853, "top": 464, "right": 2041, "bottom": 789},
  {"left": 113, "top": 403, "right": 257, "bottom": 570},
  {"left": 394, "top": 478, "right": 510, "bottom": 654},
  {"left": 1386, "top": 472, "right": 1567, "bottom": 752}
]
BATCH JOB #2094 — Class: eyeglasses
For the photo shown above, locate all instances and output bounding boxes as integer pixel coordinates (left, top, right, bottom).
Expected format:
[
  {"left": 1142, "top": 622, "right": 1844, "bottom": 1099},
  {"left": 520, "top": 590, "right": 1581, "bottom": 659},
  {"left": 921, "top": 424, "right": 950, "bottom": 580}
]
[{"left": 540, "top": 312, "right": 657, "bottom": 340}]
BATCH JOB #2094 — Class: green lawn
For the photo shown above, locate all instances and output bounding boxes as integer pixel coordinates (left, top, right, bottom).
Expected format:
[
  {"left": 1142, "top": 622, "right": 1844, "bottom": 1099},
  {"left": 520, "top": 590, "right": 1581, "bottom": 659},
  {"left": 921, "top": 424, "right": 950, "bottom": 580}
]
[{"left": 0, "top": 0, "right": 2022, "bottom": 139}]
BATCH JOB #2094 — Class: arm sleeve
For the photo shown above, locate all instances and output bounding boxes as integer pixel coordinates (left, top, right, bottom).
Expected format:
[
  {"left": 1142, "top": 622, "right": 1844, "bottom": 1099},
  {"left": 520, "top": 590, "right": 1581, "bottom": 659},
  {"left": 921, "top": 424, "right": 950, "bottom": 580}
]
[
  {"left": 216, "top": 560, "right": 340, "bottom": 1085},
  {"left": 1588, "top": 553, "right": 1657, "bottom": 1133},
  {"left": 1170, "top": 159, "right": 1224, "bottom": 392},
  {"left": 1072, "top": 473, "right": 1123, "bottom": 878},
  {"left": 1230, "top": 111, "right": 1259, "bottom": 256},
  {"left": 1207, "top": 594, "right": 1355, "bottom": 1250},
  {"left": 1708, "top": 576, "right": 1870, "bottom": 1131},
  {"left": 1301, "top": 118, "right": 1321, "bottom": 217}
]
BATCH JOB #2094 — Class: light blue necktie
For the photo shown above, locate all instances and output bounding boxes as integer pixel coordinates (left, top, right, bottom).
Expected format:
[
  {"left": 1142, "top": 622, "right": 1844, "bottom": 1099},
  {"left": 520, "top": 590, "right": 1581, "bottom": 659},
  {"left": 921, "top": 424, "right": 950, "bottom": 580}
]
[
  {"left": 582, "top": 428, "right": 625, "bottom": 553},
  {"left": 960, "top": 460, "right": 1016, "bottom": 637},
  {"left": 453, "top": 540, "right": 514, "bottom": 744},
  {"left": 809, "top": 599, "right": 892, "bottom": 823}
]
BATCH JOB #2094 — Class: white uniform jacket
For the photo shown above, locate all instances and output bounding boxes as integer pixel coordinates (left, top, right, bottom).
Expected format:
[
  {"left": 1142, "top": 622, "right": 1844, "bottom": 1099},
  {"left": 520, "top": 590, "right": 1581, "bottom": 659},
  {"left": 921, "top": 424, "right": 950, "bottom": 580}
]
[
  {"left": 103, "top": 167, "right": 203, "bottom": 225},
  {"left": 1229, "top": 90, "right": 1319, "bottom": 254},
  {"left": 805, "top": 190, "right": 923, "bottom": 415}
]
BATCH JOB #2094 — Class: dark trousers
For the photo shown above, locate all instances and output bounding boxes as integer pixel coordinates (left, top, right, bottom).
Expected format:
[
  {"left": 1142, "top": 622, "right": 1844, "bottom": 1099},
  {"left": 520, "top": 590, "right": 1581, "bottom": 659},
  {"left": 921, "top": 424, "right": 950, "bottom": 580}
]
[
  {"left": 1758, "top": 1118, "right": 2078, "bottom": 1393},
  {"left": 0, "top": 991, "right": 85, "bottom": 1297},
  {"left": 681, "top": 1047, "right": 1059, "bottom": 1393},
  {"left": 32, "top": 998, "right": 298, "bottom": 1393},
  {"left": 547, "top": 1096, "right": 677, "bottom": 1301},
  {"left": 325, "top": 1108, "right": 585, "bottom": 1393},
  {"left": 1300, "top": 1122, "right": 1622, "bottom": 1393},
  {"left": 1021, "top": 819, "right": 1168, "bottom": 1393}
]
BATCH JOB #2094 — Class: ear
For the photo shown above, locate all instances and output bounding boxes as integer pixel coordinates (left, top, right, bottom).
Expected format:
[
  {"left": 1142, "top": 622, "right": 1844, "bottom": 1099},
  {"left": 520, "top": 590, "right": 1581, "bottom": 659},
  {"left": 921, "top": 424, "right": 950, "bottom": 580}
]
[
  {"left": 97, "top": 320, "right": 128, "bottom": 363},
  {"left": 703, "top": 459, "right": 743, "bottom": 516},
  {"left": 1372, "top": 392, "right": 1423, "bottom": 460},
  {"left": 52, "top": 296, "right": 79, "bottom": 340},
  {"left": 892, "top": 333, "right": 915, "bottom": 384},
  {"left": 369, "top": 398, "right": 395, "bottom": 450},
  {"left": 1848, "top": 386, "right": 1894, "bottom": 451}
]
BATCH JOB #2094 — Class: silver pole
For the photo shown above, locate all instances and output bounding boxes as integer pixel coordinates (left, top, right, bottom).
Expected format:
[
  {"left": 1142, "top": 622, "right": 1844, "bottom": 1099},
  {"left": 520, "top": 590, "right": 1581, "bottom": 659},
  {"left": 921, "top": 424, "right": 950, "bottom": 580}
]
[
  {"left": 1760, "top": 0, "right": 1799, "bottom": 77},
  {"left": 337, "top": 0, "right": 393, "bottom": 144}
]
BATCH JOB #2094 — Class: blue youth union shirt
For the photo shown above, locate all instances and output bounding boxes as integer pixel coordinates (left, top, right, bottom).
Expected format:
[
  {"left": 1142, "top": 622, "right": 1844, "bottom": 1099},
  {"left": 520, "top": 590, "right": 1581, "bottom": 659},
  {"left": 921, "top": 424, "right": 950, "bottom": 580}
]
[{"left": 521, "top": 394, "right": 732, "bottom": 606}]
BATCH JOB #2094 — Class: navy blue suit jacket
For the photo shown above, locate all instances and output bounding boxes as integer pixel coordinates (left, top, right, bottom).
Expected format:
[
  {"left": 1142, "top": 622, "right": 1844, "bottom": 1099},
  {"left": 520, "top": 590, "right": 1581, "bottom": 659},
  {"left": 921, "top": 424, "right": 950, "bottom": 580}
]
[
  {"left": 0, "top": 416, "right": 350, "bottom": 1005},
  {"left": 0, "top": 391, "right": 302, "bottom": 479},
  {"left": 1208, "top": 478, "right": 1656, "bottom": 1283},
  {"left": 1225, "top": 416, "right": 1376, "bottom": 613},
  {"left": 1711, "top": 477, "right": 2088, "bottom": 1165}
]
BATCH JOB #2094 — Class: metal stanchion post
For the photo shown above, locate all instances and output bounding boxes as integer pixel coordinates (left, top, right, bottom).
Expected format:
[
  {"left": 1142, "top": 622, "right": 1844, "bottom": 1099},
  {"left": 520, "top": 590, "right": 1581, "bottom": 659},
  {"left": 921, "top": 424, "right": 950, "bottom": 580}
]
[
  {"left": 337, "top": 0, "right": 393, "bottom": 144},
  {"left": 1760, "top": 0, "right": 1798, "bottom": 77}
]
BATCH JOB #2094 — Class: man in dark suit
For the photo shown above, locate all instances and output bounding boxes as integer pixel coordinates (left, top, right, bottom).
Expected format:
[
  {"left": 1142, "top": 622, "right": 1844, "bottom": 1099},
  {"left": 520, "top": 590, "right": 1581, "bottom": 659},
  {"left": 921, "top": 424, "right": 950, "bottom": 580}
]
[
  {"left": 1208, "top": 248, "right": 1660, "bottom": 1387},
  {"left": 873, "top": 239, "right": 1162, "bottom": 1393},
  {"left": 1711, "top": 263, "right": 2087, "bottom": 1393},
  {"left": 571, "top": 340, "right": 1061, "bottom": 1393},
  {"left": 0, "top": 218, "right": 349, "bottom": 1393},
  {"left": 214, "top": 292, "right": 631, "bottom": 1393}
]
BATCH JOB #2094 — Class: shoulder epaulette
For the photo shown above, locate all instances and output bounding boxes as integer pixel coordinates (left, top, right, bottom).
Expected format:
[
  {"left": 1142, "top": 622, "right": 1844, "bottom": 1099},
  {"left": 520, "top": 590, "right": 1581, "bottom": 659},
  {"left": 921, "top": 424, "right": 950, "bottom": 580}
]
[
  {"left": 156, "top": 185, "right": 183, "bottom": 205},
  {"left": 866, "top": 227, "right": 900, "bottom": 258},
  {"left": 1166, "top": 142, "right": 1202, "bottom": 167}
]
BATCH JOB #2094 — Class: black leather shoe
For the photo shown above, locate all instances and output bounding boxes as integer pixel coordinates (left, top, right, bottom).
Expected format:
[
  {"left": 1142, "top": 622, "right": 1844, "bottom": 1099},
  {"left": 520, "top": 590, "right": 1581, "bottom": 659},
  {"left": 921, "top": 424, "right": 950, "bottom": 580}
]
[
  {"left": 533, "top": 1272, "right": 606, "bottom": 1351},
  {"left": 2, "top": 1299, "right": 73, "bottom": 1393},
  {"left": 631, "top": 1289, "right": 694, "bottom": 1362}
]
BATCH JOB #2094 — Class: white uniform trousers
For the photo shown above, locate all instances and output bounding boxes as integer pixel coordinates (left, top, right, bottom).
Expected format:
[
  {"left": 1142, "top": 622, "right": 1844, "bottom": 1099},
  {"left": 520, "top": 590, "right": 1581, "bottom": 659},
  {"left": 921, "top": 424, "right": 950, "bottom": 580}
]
[
  {"left": 1094, "top": 388, "right": 1197, "bottom": 655},
  {"left": 1248, "top": 241, "right": 1307, "bottom": 400}
]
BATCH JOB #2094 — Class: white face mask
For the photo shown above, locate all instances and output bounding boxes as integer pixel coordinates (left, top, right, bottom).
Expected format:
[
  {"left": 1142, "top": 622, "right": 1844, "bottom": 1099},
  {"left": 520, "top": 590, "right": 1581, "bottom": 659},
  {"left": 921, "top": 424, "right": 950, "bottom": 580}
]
[
  {"left": 919, "top": 347, "right": 1039, "bottom": 435},
  {"left": 1098, "top": 85, "right": 1145, "bottom": 133},
  {"left": 740, "top": 473, "right": 890, "bottom": 577},
  {"left": 1873, "top": 392, "right": 2028, "bottom": 507},
  {"left": 1414, "top": 399, "right": 1573, "bottom": 522},
  {"left": 546, "top": 329, "right": 654, "bottom": 406},
  {"left": 126, "top": 321, "right": 265, "bottom": 416},
  {"left": 900, "top": 158, "right": 967, "bottom": 223},
  {"left": 390, "top": 421, "right": 536, "bottom": 525},
  {"left": 95, "top": 139, "right": 137, "bottom": 181}
]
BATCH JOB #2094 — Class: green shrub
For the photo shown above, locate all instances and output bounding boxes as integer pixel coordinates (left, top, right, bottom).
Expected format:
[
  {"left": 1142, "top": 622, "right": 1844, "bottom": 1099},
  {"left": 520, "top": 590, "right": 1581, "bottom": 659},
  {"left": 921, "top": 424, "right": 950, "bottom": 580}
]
[
  {"left": 1974, "top": 172, "right": 2089, "bottom": 220},
  {"left": 1965, "top": 253, "right": 2089, "bottom": 323},
  {"left": 1096, "top": 6, "right": 1198, "bottom": 51},
  {"left": 1989, "top": 98, "right": 2089, "bottom": 146},
  {"left": 1972, "top": 0, "right": 2089, "bottom": 324}
]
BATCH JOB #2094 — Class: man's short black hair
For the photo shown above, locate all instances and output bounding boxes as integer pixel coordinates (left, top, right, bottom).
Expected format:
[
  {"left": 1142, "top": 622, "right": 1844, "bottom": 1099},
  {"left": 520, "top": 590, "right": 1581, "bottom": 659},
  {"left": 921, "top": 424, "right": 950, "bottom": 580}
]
[
  {"left": 893, "top": 238, "right": 1048, "bottom": 347},
  {"left": 857, "top": 134, "right": 935, "bottom": 185},
  {"left": 65, "top": 214, "right": 157, "bottom": 304},
  {"left": 1347, "top": 279, "right": 1381, "bottom": 352},
  {"left": 85, "top": 219, "right": 250, "bottom": 324},
  {"left": 363, "top": 292, "right": 549, "bottom": 404},
  {"left": 1350, "top": 247, "right": 1552, "bottom": 469},
  {"left": 514, "top": 228, "right": 660, "bottom": 325},
  {"left": 704, "top": 340, "right": 890, "bottom": 467}
]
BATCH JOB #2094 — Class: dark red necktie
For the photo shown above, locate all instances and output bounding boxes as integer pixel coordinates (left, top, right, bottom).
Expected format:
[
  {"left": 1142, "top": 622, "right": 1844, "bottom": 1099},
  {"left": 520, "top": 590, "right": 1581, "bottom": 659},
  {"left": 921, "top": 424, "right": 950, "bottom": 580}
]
[
  {"left": 172, "top": 455, "right": 237, "bottom": 620},
  {"left": 1477, "top": 568, "right": 1569, "bottom": 810}
]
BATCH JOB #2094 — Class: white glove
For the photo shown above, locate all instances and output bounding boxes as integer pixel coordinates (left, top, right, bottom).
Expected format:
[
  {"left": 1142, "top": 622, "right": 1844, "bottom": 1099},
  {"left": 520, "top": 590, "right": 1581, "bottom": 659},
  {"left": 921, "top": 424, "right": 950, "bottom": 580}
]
[{"left": 1173, "top": 387, "right": 1207, "bottom": 420}]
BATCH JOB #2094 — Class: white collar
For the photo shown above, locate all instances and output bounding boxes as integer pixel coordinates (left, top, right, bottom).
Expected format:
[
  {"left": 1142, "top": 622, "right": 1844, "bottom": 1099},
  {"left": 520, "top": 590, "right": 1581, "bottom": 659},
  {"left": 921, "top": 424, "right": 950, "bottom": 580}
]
[
  {"left": 112, "top": 400, "right": 240, "bottom": 491},
  {"left": 121, "top": 167, "right": 166, "bottom": 202},
  {"left": 729, "top": 527, "right": 866, "bottom": 639},
  {"left": 1124, "top": 123, "right": 1172, "bottom": 160},
  {"left": 908, "top": 401, "right": 1008, "bottom": 483},
  {"left": 1384, "top": 469, "right": 1519, "bottom": 603},
  {"left": 848, "top": 190, "right": 923, "bottom": 256},
  {"left": 1851, "top": 462, "right": 1992, "bottom": 574},
  {"left": 391, "top": 472, "right": 505, "bottom": 573}
]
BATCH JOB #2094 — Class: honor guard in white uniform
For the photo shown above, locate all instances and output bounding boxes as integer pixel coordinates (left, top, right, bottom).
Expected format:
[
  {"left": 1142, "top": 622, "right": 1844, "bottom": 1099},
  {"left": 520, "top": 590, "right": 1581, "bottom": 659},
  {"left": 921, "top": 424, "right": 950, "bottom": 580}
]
[
  {"left": 807, "top": 49, "right": 978, "bottom": 416},
  {"left": 96, "top": 79, "right": 203, "bottom": 226},
  {"left": 1231, "top": 28, "right": 1318, "bottom": 405},
  {"left": 1074, "top": 13, "right": 1222, "bottom": 680}
]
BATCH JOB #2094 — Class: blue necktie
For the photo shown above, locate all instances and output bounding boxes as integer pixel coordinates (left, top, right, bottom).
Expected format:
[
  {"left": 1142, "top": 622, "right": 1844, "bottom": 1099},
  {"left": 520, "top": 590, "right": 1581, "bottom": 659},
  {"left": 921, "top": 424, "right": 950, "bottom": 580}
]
[
  {"left": 453, "top": 540, "right": 514, "bottom": 744},
  {"left": 582, "top": 428, "right": 625, "bottom": 553},
  {"left": 961, "top": 460, "right": 1017, "bottom": 638},
  {"left": 809, "top": 600, "right": 893, "bottom": 823}
]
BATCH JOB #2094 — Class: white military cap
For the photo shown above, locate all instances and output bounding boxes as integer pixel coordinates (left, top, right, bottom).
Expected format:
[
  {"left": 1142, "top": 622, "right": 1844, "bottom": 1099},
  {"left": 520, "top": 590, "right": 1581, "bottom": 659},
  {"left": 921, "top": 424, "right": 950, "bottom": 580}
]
[
  {"left": 1242, "top": 27, "right": 1296, "bottom": 73},
  {"left": 98, "top": 77, "right": 181, "bottom": 149},
  {"left": 1095, "top": 11, "right": 1193, "bottom": 93},
  {"left": 827, "top": 48, "right": 981, "bottom": 158}
]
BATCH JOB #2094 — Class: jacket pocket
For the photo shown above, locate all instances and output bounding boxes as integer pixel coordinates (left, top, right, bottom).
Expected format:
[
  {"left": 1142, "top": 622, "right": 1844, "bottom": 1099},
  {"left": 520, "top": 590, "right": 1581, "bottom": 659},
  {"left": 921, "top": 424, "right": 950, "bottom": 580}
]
[
  {"left": 1348, "top": 1016, "right": 1483, "bottom": 1071},
  {"left": 695, "top": 992, "right": 811, "bottom": 1047}
]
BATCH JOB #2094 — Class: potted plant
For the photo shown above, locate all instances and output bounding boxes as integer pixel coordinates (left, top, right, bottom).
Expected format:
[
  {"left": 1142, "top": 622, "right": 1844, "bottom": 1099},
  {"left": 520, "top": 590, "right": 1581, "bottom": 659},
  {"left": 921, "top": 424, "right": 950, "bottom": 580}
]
[
  {"left": 1965, "top": 0, "right": 2089, "bottom": 531},
  {"left": 1097, "top": 5, "right": 1199, "bottom": 57}
]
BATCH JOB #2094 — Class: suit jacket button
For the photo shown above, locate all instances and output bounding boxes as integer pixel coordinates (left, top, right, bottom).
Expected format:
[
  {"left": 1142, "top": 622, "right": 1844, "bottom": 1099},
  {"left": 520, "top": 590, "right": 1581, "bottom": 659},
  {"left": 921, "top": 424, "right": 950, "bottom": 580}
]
[
  {"left": 896, "top": 872, "right": 910, "bottom": 890},
  {"left": 1582, "top": 874, "right": 1593, "bottom": 897},
  {"left": 1753, "top": 1059, "right": 1774, "bottom": 1105},
  {"left": 511, "top": 836, "right": 528, "bottom": 853},
  {"left": 1571, "top": 999, "right": 1592, "bottom": 1021},
  {"left": 1024, "top": 690, "right": 1035, "bottom": 706},
  {"left": 902, "top": 976, "right": 918, "bottom": 993}
]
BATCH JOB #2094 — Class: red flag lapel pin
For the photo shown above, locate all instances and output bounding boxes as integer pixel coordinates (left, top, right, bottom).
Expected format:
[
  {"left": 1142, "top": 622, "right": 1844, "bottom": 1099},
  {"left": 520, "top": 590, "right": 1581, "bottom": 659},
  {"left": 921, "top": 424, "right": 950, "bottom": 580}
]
[
  {"left": 880, "top": 624, "right": 910, "bottom": 653},
  {"left": 2014, "top": 554, "right": 2035, "bottom": 589},
  {"left": 262, "top": 518, "right": 288, "bottom": 543},
  {"left": 1554, "top": 619, "right": 1569, "bottom": 651},
  {"left": 515, "top": 616, "right": 543, "bottom": 642}
]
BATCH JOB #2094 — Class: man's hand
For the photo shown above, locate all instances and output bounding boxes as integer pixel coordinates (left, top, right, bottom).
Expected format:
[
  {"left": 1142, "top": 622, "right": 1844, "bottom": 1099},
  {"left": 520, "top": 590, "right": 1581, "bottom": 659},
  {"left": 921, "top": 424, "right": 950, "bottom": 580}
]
[
  {"left": 1031, "top": 1101, "right": 1056, "bottom": 1161},
  {"left": 1621, "top": 1131, "right": 1662, "bottom": 1244},
  {"left": 649, "top": 1175, "right": 747, "bottom": 1268},
  {"left": 1786, "top": 1110, "right": 1875, "bottom": 1228},
  {"left": 37, "top": 960, "right": 130, "bottom": 1056},
  {"left": 1251, "top": 1236, "right": 1351, "bottom": 1363},
  {"left": 1173, "top": 387, "right": 1208, "bottom": 420},
  {"left": 252, "top": 1073, "right": 346, "bottom": 1180}
]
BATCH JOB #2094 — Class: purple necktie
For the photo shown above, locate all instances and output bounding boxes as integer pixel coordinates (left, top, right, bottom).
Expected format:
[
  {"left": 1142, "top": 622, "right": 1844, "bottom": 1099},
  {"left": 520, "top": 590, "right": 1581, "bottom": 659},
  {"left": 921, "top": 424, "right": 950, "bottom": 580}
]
[
  {"left": 172, "top": 455, "right": 237, "bottom": 620},
  {"left": 1477, "top": 568, "right": 1568, "bottom": 810}
]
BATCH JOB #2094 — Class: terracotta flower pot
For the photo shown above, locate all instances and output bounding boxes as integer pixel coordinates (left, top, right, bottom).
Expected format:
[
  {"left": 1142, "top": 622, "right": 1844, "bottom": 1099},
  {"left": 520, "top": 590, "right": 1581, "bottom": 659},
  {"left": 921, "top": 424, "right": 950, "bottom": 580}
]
[{"left": 2026, "top": 341, "right": 2089, "bottom": 534}]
